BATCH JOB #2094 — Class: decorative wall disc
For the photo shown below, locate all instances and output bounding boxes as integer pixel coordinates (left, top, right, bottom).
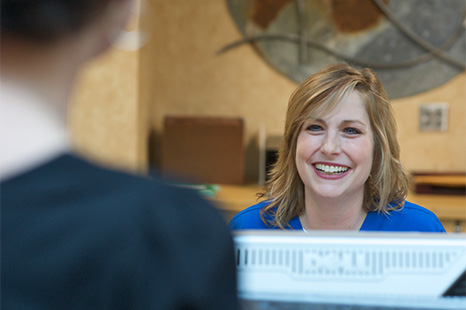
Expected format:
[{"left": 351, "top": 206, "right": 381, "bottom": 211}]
[{"left": 222, "top": 0, "right": 465, "bottom": 99}]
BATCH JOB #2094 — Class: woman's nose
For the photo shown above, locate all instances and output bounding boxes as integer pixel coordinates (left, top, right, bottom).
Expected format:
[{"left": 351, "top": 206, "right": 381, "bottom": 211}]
[{"left": 320, "top": 134, "right": 341, "bottom": 155}]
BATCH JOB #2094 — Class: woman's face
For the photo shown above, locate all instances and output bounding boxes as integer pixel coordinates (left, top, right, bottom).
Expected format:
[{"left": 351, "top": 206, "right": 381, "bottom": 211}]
[{"left": 295, "top": 91, "right": 374, "bottom": 202}]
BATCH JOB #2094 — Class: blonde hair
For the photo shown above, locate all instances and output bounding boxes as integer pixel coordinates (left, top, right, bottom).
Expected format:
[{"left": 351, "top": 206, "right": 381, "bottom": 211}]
[{"left": 260, "top": 63, "right": 409, "bottom": 229}]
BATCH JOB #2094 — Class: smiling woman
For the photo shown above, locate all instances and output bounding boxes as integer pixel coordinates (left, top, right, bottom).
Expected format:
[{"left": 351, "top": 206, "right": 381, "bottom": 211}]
[
  {"left": 295, "top": 91, "right": 374, "bottom": 230},
  {"left": 228, "top": 63, "right": 446, "bottom": 233}
]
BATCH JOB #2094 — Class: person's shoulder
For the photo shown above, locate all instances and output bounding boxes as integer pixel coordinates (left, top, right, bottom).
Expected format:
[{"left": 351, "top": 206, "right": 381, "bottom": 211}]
[
  {"left": 79, "top": 155, "right": 235, "bottom": 245},
  {"left": 2, "top": 156, "right": 238, "bottom": 309},
  {"left": 230, "top": 201, "right": 269, "bottom": 221},
  {"left": 391, "top": 200, "right": 446, "bottom": 232},
  {"left": 63, "top": 154, "right": 226, "bottom": 226},
  {"left": 399, "top": 200, "right": 441, "bottom": 219},
  {"left": 65, "top": 154, "right": 197, "bottom": 198},
  {"left": 228, "top": 200, "right": 271, "bottom": 230}
]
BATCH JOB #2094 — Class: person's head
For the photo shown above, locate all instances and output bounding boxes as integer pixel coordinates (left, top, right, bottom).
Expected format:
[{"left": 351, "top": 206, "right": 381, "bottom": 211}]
[
  {"left": 262, "top": 63, "right": 409, "bottom": 228},
  {"left": 1, "top": 0, "right": 133, "bottom": 57},
  {"left": 1, "top": 0, "right": 135, "bottom": 106}
]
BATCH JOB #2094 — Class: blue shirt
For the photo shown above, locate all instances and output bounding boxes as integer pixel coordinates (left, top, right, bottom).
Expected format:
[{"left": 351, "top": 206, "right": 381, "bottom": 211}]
[{"left": 229, "top": 200, "right": 446, "bottom": 232}]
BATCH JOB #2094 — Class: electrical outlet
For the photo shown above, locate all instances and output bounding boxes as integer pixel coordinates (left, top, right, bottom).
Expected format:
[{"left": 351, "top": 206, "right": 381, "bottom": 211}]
[{"left": 419, "top": 103, "right": 449, "bottom": 132}]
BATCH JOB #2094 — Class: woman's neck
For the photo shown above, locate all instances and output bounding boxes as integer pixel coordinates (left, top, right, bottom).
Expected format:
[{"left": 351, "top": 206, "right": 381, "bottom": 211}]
[{"left": 299, "top": 190, "right": 367, "bottom": 231}]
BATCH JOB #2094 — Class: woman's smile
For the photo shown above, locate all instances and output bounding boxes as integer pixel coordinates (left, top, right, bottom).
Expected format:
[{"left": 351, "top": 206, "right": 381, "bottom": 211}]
[
  {"left": 313, "top": 163, "right": 349, "bottom": 175},
  {"left": 312, "top": 162, "right": 351, "bottom": 180}
]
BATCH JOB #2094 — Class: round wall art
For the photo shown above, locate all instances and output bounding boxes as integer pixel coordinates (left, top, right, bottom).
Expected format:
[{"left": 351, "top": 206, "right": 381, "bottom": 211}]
[{"left": 221, "top": 0, "right": 465, "bottom": 99}]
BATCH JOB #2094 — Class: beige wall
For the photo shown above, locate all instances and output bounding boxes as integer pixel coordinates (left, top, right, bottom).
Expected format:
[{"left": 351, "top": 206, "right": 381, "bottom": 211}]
[
  {"left": 70, "top": 0, "right": 466, "bottom": 182},
  {"left": 69, "top": 2, "right": 147, "bottom": 173},
  {"left": 392, "top": 75, "right": 466, "bottom": 173},
  {"left": 69, "top": 49, "right": 143, "bottom": 172}
]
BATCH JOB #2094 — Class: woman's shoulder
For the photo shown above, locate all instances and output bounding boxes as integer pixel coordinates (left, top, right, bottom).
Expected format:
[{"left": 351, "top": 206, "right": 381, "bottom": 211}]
[
  {"left": 228, "top": 201, "right": 271, "bottom": 230},
  {"left": 397, "top": 201, "right": 444, "bottom": 225},
  {"left": 400, "top": 200, "right": 439, "bottom": 217},
  {"left": 363, "top": 200, "right": 446, "bottom": 232}
]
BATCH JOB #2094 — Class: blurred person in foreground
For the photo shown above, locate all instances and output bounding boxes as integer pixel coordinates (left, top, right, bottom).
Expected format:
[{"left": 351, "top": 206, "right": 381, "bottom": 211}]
[
  {"left": 0, "top": 1, "right": 237, "bottom": 309},
  {"left": 229, "top": 63, "right": 445, "bottom": 233}
]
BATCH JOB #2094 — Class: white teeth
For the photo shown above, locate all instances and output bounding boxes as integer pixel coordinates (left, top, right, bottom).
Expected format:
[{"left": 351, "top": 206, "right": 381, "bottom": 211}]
[{"left": 314, "top": 163, "right": 348, "bottom": 174}]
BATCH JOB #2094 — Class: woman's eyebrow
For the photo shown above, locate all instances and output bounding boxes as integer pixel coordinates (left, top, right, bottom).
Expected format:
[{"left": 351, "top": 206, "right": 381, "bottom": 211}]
[
  {"left": 341, "top": 119, "right": 368, "bottom": 128},
  {"left": 305, "top": 118, "right": 325, "bottom": 123}
]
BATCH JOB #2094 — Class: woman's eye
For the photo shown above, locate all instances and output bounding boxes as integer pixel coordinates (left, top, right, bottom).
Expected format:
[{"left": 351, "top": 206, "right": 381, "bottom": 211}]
[
  {"left": 344, "top": 127, "right": 361, "bottom": 135},
  {"left": 306, "top": 124, "right": 322, "bottom": 131}
]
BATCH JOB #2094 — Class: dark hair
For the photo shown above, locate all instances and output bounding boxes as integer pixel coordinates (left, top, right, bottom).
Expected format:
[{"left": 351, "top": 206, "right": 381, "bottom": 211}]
[{"left": 1, "top": 0, "right": 111, "bottom": 42}]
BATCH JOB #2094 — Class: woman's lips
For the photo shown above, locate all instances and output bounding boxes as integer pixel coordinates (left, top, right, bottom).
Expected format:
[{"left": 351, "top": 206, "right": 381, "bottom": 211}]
[{"left": 312, "top": 163, "right": 350, "bottom": 179}]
